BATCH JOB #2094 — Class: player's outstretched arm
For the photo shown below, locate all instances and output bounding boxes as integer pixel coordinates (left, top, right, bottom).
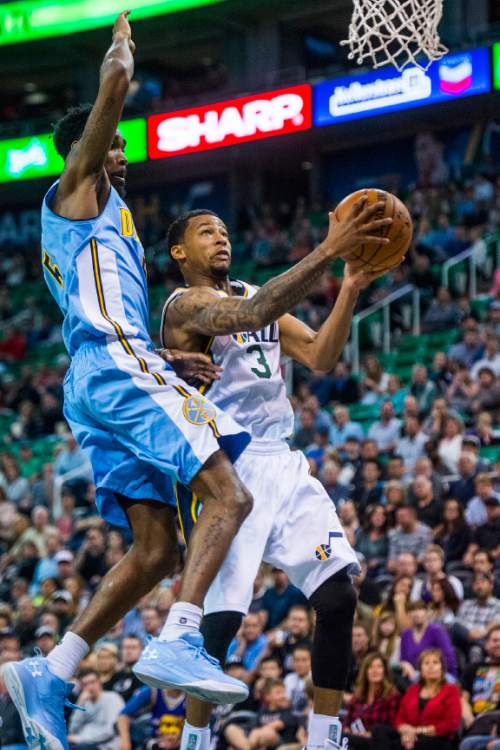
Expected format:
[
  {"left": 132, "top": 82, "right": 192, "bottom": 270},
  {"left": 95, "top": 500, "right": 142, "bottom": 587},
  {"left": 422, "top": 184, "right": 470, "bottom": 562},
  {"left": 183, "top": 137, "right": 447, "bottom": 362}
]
[
  {"left": 59, "top": 11, "right": 135, "bottom": 193},
  {"left": 168, "top": 200, "right": 392, "bottom": 338},
  {"left": 279, "top": 261, "right": 400, "bottom": 372}
]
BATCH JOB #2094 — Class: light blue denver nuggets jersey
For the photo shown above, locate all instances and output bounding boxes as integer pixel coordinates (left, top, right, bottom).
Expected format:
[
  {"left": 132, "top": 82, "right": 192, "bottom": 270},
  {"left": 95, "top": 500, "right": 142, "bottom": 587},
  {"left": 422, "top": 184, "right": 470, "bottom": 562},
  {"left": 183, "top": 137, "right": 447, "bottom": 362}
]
[{"left": 41, "top": 181, "right": 150, "bottom": 357}]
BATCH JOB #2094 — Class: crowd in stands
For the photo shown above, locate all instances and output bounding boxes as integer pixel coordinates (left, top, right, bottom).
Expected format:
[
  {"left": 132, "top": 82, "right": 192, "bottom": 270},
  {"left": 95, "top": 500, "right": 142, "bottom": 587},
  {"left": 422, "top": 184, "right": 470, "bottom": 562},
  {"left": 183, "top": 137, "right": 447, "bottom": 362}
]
[{"left": 1, "top": 168, "right": 500, "bottom": 750}]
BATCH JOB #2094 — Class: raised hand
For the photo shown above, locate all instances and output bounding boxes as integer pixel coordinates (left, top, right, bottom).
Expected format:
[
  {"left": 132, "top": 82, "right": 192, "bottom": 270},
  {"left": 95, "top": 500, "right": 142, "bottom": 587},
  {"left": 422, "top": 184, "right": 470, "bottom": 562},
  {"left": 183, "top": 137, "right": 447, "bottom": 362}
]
[
  {"left": 323, "top": 195, "right": 392, "bottom": 260},
  {"left": 113, "top": 10, "right": 135, "bottom": 53}
]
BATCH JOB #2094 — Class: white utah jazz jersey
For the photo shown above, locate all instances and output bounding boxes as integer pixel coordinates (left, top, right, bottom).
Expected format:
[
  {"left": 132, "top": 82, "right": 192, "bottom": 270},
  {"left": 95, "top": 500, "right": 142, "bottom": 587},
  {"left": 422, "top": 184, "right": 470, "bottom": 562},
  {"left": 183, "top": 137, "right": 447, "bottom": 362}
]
[{"left": 161, "top": 279, "right": 294, "bottom": 441}]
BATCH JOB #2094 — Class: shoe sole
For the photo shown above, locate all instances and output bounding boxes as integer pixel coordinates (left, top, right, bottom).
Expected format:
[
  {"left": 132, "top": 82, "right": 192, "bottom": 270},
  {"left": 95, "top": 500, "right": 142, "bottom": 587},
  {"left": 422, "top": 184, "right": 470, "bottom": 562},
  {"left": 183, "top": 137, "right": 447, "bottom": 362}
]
[
  {"left": 133, "top": 667, "right": 249, "bottom": 704},
  {"left": 1, "top": 662, "right": 65, "bottom": 750}
]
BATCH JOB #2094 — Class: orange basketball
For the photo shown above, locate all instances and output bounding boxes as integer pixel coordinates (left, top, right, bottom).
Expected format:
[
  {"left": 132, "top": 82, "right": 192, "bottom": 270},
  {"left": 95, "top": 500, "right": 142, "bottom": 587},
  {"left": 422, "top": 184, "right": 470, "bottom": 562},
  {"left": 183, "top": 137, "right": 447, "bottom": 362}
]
[{"left": 334, "top": 188, "right": 413, "bottom": 272}]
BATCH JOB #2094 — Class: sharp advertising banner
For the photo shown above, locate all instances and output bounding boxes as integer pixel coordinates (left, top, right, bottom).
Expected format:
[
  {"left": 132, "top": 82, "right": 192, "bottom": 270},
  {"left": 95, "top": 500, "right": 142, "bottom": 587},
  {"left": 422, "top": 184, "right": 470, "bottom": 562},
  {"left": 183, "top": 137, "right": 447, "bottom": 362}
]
[
  {"left": 313, "top": 47, "right": 491, "bottom": 128},
  {"left": 147, "top": 84, "right": 313, "bottom": 159}
]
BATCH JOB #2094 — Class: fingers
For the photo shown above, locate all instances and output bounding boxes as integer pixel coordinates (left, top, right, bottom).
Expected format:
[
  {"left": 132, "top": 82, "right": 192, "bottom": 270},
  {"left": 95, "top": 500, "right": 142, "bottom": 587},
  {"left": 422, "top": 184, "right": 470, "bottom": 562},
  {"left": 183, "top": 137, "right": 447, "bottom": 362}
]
[
  {"left": 350, "top": 194, "right": 368, "bottom": 217},
  {"left": 356, "top": 200, "right": 386, "bottom": 223},
  {"left": 362, "top": 217, "right": 392, "bottom": 233},
  {"left": 360, "top": 235, "right": 391, "bottom": 245}
]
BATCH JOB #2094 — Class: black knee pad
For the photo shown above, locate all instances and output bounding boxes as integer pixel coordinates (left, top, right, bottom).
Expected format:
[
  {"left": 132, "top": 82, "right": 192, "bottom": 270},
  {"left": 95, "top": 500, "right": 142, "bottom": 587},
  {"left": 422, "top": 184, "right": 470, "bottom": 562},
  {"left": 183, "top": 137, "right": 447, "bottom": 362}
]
[
  {"left": 200, "top": 611, "right": 243, "bottom": 665},
  {"left": 309, "top": 568, "right": 357, "bottom": 691}
]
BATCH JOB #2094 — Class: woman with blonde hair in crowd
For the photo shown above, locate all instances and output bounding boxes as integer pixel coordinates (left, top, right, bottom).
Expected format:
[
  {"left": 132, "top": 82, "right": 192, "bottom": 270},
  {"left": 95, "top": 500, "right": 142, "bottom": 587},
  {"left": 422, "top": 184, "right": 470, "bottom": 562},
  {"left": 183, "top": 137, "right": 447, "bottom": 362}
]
[
  {"left": 94, "top": 642, "right": 119, "bottom": 689},
  {"left": 373, "top": 613, "right": 401, "bottom": 670},
  {"left": 356, "top": 504, "right": 390, "bottom": 577},
  {"left": 384, "top": 482, "right": 407, "bottom": 524},
  {"left": 343, "top": 653, "right": 400, "bottom": 750}
]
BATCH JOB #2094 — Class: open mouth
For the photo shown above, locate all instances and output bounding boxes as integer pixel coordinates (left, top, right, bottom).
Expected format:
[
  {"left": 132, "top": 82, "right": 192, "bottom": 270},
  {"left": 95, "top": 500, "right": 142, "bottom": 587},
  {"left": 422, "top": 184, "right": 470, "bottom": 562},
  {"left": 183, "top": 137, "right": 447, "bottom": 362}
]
[{"left": 213, "top": 251, "right": 230, "bottom": 261}]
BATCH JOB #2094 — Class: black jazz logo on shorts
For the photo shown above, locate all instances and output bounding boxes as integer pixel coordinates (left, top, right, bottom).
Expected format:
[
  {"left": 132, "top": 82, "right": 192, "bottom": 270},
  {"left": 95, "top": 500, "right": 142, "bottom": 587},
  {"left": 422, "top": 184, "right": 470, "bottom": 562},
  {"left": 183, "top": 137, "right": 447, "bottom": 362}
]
[{"left": 315, "top": 531, "right": 343, "bottom": 561}]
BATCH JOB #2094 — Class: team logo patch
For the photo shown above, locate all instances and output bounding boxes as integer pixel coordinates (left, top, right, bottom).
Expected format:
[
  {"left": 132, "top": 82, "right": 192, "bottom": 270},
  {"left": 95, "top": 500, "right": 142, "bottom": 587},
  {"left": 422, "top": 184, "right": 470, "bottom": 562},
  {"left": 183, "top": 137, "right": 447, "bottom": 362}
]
[
  {"left": 315, "top": 544, "right": 331, "bottom": 561},
  {"left": 314, "top": 531, "right": 343, "bottom": 561},
  {"left": 182, "top": 395, "right": 217, "bottom": 425}
]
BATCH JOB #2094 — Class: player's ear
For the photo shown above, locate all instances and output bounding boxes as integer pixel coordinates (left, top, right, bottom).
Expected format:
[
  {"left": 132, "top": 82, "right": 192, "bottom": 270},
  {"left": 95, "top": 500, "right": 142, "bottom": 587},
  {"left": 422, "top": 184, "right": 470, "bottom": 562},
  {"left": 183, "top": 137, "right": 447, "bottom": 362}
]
[{"left": 171, "top": 244, "right": 186, "bottom": 262}]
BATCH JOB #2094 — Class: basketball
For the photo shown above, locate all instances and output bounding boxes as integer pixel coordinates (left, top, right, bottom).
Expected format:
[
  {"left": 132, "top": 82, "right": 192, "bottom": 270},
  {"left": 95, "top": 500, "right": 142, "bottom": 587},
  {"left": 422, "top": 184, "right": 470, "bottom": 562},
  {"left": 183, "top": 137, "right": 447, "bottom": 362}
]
[{"left": 334, "top": 188, "right": 413, "bottom": 273}]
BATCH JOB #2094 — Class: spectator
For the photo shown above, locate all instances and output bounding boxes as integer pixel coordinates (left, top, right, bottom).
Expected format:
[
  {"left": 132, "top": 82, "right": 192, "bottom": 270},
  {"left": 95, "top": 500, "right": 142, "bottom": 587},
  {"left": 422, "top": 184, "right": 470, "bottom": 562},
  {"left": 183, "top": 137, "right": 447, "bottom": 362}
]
[
  {"left": 34, "top": 625, "right": 57, "bottom": 657},
  {"left": 410, "top": 478, "right": 443, "bottom": 530},
  {"left": 377, "top": 575, "right": 413, "bottom": 632},
  {"left": 269, "top": 605, "right": 313, "bottom": 674},
  {"left": 227, "top": 613, "right": 269, "bottom": 676},
  {"left": 470, "top": 334, "right": 500, "bottom": 380},
  {"left": 0, "top": 669, "right": 26, "bottom": 750},
  {"left": 223, "top": 679, "right": 304, "bottom": 750},
  {"left": 400, "top": 601, "right": 457, "bottom": 679},
  {"left": 448, "top": 453, "right": 479, "bottom": 506},
  {"left": 388, "top": 506, "right": 433, "bottom": 572},
  {"left": 283, "top": 645, "right": 311, "bottom": 713},
  {"left": 343, "top": 652, "right": 400, "bottom": 749},
  {"left": 438, "top": 416, "right": 464, "bottom": 474},
  {"left": 118, "top": 686, "right": 186, "bottom": 750},
  {"left": 67, "top": 668, "right": 124, "bottom": 750},
  {"left": 449, "top": 329, "right": 485, "bottom": 370},
  {"left": 465, "top": 474, "right": 500, "bottom": 528},
  {"left": 469, "top": 496, "right": 500, "bottom": 558},
  {"left": 361, "top": 356, "right": 390, "bottom": 403},
  {"left": 339, "top": 500, "right": 361, "bottom": 548},
  {"left": 453, "top": 573, "right": 500, "bottom": 660},
  {"left": 329, "top": 406, "right": 364, "bottom": 449},
  {"left": 75, "top": 527, "right": 108, "bottom": 588},
  {"left": 386, "top": 649, "right": 461, "bottom": 750},
  {"left": 412, "top": 545, "right": 463, "bottom": 603},
  {"left": 325, "top": 361, "right": 360, "bottom": 405},
  {"left": 373, "top": 613, "right": 401, "bottom": 669},
  {"left": 305, "top": 426, "right": 333, "bottom": 471},
  {"left": 398, "top": 416, "right": 429, "bottom": 475},
  {"left": 434, "top": 498, "right": 472, "bottom": 563},
  {"left": 292, "top": 408, "right": 317, "bottom": 450},
  {"left": 106, "top": 635, "right": 143, "bottom": 702},
  {"left": 461, "top": 624, "right": 500, "bottom": 728},
  {"left": 351, "top": 461, "right": 384, "bottom": 521},
  {"left": 368, "top": 400, "right": 402, "bottom": 454},
  {"left": 428, "top": 579, "right": 460, "bottom": 628},
  {"left": 410, "top": 366, "right": 437, "bottom": 417},
  {"left": 355, "top": 504, "right": 389, "bottom": 576},
  {"left": 261, "top": 569, "right": 308, "bottom": 630},
  {"left": 422, "top": 287, "right": 462, "bottom": 332},
  {"left": 348, "top": 625, "right": 372, "bottom": 692},
  {"left": 94, "top": 643, "right": 119, "bottom": 690},
  {"left": 470, "top": 369, "right": 500, "bottom": 423},
  {"left": 53, "top": 434, "right": 92, "bottom": 480},
  {"left": 320, "top": 461, "right": 350, "bottom": 509},
  {"left": 141, "top": 606, "right": 162, "bottom": 639}
]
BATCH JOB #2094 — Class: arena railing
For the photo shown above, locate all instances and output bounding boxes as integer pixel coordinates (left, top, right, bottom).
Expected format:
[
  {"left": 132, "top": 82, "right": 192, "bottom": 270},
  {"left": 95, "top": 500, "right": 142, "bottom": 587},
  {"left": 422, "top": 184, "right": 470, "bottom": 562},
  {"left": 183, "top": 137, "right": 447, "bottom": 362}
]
[
  {"left": 441, "top": 232, "right": 500, "bottom": 296},
  {"left": 348, "top": 284, "right": 421, "bottom": 373}
]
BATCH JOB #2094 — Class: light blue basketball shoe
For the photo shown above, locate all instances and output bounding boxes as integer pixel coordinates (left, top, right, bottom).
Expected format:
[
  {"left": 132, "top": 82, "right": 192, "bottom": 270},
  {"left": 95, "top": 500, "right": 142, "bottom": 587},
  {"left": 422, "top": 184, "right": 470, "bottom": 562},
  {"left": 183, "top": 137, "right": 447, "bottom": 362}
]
[
  {"left": 133, "top": 632, "right": 249, "bottom": 704},
  {"left": 1, "top": 656, "right": 76, "bottom": 750}
]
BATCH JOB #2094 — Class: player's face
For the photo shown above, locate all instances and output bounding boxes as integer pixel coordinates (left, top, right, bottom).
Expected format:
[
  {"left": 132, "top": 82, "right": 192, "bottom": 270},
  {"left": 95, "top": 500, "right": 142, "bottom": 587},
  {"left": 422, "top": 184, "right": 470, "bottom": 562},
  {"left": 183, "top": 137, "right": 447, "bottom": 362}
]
[
  {"left": 183, "top": 215, "right": 232, "bottom": 279},
  {"left": 104, "top": 131, "right": 128, "bottom": 197}
]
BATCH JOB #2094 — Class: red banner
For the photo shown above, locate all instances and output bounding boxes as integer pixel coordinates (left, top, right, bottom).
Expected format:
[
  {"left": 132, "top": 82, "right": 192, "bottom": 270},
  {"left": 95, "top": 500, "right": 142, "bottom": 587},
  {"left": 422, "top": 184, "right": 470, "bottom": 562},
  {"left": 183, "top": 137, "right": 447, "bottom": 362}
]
[{"left": 147, "top": 84, "right": 312, "bottom": 159}]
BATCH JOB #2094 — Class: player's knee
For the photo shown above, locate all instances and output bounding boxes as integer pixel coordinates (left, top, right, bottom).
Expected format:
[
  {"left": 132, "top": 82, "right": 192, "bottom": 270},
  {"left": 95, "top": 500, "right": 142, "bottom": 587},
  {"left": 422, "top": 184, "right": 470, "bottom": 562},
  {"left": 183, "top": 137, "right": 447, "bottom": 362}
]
[
  {"left": 212, "top": 477, "right": 253, "bottom": 522},
  {"left": 136, "top": 544, "right": 178, "bottom": 580},
  {"left": 309, "top": 570, "right": 357, "bottom": 627}
]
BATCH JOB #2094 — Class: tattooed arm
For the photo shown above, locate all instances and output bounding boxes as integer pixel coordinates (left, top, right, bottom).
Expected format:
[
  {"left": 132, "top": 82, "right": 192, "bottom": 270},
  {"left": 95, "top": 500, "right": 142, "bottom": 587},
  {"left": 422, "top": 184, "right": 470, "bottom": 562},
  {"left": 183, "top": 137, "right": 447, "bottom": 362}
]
[
  {"left": 279, "top": 262, "right": 396, "bottom": 372},
  {"left": 166, "top": 200, "right": 392, "bottom": 338}
]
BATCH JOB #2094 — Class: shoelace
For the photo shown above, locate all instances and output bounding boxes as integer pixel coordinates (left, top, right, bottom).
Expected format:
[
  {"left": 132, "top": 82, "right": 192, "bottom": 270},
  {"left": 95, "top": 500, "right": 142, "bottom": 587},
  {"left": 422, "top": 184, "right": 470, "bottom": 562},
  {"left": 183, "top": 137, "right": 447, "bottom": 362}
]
[{"left": 192, "top": 644, "right": 222, "bottom": 670}]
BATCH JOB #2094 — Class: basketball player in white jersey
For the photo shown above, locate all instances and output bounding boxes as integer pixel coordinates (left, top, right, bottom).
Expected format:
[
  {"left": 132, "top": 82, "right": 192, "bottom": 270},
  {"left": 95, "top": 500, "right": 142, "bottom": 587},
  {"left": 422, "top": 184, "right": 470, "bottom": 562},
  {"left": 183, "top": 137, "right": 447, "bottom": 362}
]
[{"left": 161, "top": 208, "right": 400, "bottom": 750}]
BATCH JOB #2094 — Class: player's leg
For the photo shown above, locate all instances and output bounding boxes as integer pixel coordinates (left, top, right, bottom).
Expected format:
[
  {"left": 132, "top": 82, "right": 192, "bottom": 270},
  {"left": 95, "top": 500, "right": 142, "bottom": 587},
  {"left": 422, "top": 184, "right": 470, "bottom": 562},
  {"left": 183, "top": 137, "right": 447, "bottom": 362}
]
[
  {"left": 264, "top": 447, "right": 359, "bottom": 750},
  {"left": 179, "top": 455, "right": 274, "bottom": 750}
]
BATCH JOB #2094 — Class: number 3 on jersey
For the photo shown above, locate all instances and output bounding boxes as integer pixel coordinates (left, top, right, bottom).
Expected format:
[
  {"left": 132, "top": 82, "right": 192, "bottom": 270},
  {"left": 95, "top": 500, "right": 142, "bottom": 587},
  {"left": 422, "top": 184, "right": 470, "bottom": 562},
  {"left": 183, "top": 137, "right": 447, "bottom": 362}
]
[{"left": 246, "top": 345, "right": 271, "bottom": 379}]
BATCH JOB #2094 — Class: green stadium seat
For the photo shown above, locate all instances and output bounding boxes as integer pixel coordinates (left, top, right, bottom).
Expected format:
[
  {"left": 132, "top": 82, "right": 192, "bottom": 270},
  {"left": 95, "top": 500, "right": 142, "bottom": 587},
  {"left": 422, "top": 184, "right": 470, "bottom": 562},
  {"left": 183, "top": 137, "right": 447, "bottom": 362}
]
[{"left": 479, "top": 445, "right": 500, "bottom": 463}]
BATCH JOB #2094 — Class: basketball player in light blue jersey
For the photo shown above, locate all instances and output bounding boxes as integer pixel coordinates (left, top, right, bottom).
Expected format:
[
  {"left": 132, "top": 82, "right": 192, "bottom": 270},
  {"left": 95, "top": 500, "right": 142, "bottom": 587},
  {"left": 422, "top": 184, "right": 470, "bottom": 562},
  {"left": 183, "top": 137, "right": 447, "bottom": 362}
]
[
  {"left": 161, "top": 208, "right": 400, "bottom": 750},
  {"left": 1, "top": 12, "right": 394, "bottom": 750}
]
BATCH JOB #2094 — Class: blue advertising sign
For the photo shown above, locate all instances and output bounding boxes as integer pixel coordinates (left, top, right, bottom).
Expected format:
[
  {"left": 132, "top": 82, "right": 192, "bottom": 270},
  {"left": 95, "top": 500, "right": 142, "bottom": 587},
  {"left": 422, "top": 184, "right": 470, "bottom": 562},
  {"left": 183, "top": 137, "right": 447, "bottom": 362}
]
[{"left": 313, "top": 47, "right": 491, "bottom": 127}]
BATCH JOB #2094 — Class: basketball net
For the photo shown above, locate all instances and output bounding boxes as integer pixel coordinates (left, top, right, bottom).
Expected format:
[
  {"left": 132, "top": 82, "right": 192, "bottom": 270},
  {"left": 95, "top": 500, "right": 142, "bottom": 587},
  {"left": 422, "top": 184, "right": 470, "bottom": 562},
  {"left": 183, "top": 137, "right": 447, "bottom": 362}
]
[{"left": 341, "top": 0, "right": 448, "bottom": 71}]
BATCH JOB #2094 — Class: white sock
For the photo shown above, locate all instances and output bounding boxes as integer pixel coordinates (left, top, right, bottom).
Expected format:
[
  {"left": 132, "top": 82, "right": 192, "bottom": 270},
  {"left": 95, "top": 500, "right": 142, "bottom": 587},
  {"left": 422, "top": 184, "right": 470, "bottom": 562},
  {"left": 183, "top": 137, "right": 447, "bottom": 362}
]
[
  {"left": 46, "top": 631, "right": 90, "bottom": 682},
  {"left": 180, "top": 722, "right": 211, "bottom": 750},
  {"left": 308, "top": 713, "right": 342, "bottom": 749},
  {"left": 158, "top": 602, "right": 203, "bottom": 642}
]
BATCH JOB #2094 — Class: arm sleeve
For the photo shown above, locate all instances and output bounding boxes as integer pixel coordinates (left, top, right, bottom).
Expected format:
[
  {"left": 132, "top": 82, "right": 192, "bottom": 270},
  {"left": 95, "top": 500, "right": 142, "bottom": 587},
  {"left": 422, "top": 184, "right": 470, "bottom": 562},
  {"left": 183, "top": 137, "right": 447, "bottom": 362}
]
[
  {"left": 120, "top": 686, "right": 152, "bottom": 716},
  {"left": 395, "top": 689, "right": 414, "bottom": 729}
]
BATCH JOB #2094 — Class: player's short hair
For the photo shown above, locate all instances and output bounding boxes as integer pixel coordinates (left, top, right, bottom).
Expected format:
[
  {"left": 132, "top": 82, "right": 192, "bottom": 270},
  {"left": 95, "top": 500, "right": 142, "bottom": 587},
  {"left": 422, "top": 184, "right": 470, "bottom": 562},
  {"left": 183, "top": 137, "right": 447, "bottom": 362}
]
[
  {"left": 53, "top": 103, "right": 93, "bottom": 159},
  {"left": 167, "top": 209, "right": 219, "bottom": 256}
]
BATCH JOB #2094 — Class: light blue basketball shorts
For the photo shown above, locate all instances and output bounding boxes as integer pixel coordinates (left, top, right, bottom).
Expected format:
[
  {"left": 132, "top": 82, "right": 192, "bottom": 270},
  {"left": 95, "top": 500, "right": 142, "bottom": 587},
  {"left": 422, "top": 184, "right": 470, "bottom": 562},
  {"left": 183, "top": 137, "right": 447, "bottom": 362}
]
[{"left": 63, "top": 339, "right": 250, "bottom": 528}]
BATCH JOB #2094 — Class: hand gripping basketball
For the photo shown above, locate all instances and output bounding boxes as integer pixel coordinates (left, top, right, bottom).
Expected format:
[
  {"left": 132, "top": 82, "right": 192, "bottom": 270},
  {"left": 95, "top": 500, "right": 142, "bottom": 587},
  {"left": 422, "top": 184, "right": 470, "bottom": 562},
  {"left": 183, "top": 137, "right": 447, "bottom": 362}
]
[{"left": 323, "top": 192, "right": 393, "bottom": 262}]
